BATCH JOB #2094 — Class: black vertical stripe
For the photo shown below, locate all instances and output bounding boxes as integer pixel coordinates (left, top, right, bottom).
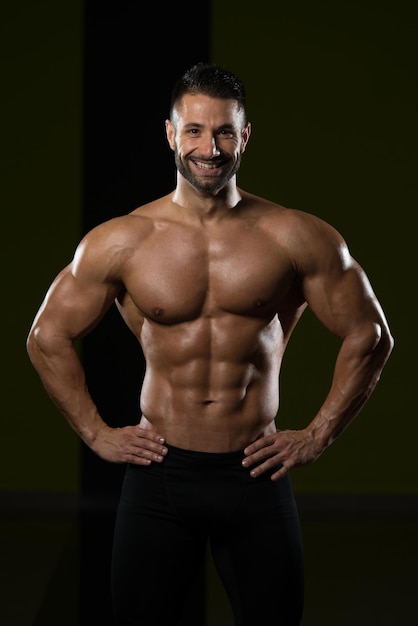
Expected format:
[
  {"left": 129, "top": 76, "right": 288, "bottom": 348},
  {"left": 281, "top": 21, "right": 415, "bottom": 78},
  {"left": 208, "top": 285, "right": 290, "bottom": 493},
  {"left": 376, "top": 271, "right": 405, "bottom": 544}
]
[{"left": 82, "top": 2, "right": 210, "bottom": 624}]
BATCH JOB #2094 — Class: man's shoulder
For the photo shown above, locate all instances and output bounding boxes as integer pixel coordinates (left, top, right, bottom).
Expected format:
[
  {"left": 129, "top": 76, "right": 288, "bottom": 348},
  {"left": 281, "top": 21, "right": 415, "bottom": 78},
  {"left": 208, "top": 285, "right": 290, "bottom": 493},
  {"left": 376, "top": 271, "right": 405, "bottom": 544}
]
[
  {"left": 130, "top": 193, "right": 174, "bottom": 219},
  {"left": 240, "top": 192, "right": 348, "bottom": 270},
  {"left": 85, "top": 196, "right": 173, "bottom": 243},
  {"left": 241, "top": 191, "right": 337, "bottom": 234}
]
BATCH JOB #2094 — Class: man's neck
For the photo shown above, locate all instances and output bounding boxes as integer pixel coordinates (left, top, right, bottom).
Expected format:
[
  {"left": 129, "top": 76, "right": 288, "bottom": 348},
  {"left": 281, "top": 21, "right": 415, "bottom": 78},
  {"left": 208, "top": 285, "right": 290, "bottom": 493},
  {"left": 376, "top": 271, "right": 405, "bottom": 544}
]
[{"left": 171, "top": 176, "right": 242, "bottom": 220}]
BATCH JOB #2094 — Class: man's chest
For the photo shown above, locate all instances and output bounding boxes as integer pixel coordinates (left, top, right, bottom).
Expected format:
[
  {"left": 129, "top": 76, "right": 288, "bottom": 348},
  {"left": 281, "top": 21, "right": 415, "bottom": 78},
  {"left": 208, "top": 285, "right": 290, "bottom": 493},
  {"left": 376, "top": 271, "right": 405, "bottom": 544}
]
[{"left": 121, "top": 224, "right": 298, "bottom": 322}]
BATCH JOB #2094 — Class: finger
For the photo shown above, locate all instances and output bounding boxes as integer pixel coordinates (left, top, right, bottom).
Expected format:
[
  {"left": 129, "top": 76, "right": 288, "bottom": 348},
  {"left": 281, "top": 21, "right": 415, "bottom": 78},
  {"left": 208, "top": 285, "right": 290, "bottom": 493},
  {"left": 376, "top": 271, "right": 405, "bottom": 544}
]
[
  {"left": 127, "top": 454, "right": 152, "bottom": 466},
  {"left": 244, "top": 434, "right": 275, "bottom": 456},
  {"left": 249, "top": 462, "right": 288, "bottom": 480},
  {"left": 133, "top": 429, "right": 168, "bottom": 457},
  {"left": 131, "top": 442, "right": 167, "bottom": 462},
  {"left": 270, "top": 465, "right": 289, "bottom": 481},
  {"left": 136, "top": 440, "right": 168, "bottom": 457},
  {"left": 247, "top": 456, "right": 284, "bottom": 478},
  {"left": 126, "top": 448, "right": 165, "bottom": 466},
  {"left": 242, "top": 444, "right": 277, "bottom": 468},
  {"left": 135, "top": 426, "right": 165, "bottom": 444}
]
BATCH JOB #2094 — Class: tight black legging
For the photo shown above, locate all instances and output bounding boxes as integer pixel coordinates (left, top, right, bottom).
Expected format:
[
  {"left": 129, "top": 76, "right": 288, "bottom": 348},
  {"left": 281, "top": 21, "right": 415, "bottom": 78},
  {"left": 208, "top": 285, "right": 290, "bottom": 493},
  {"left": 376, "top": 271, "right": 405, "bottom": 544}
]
[{"left": 111, "top": 444, "right": 304, "bottom": 625}]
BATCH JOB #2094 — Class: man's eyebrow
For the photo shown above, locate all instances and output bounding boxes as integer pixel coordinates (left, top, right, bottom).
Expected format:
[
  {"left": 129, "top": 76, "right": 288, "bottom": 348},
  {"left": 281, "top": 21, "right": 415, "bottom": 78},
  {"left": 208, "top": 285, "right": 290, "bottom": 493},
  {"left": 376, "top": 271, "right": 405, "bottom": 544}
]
[
  {"left": 182, "top": 123, "right": 236, "bottom": 131},
  {"left": 217, "top": 124, "right": 236, "bottom": 131}
]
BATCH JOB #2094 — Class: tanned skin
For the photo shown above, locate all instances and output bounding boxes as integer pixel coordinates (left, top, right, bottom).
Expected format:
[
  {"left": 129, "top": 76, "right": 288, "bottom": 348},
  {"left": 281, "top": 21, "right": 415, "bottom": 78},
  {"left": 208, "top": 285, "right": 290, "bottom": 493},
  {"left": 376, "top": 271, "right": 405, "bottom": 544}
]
[{"left": 27, "top": 93, "right": 393, "bottom": 481}]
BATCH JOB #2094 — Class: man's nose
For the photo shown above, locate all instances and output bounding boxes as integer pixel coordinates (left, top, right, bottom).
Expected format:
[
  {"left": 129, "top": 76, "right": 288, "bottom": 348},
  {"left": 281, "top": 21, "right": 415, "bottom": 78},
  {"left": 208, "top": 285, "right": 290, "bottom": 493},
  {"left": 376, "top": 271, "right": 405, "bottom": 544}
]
[{"left": 200, "top": 135, "right": 220, "bottom": 158}]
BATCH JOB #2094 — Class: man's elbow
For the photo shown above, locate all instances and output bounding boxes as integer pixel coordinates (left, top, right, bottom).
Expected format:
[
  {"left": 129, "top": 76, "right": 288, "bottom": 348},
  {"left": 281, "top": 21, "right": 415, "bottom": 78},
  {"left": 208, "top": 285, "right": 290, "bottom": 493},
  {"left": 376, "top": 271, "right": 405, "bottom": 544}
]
[
  {"left": 350, "top": 320, "right": 393, "bottom": 362},
  {"left": 369, "top": 321, "right": 394, "bottom": 364},
  {"left": 380, "top": 323, "right": 394, "bottom": 361},
  {"left": 26, "top": 322, "right": 43, "bottom": 364},
  {"left": 26, "top": 321, "right": 63, "bottom": 363}
]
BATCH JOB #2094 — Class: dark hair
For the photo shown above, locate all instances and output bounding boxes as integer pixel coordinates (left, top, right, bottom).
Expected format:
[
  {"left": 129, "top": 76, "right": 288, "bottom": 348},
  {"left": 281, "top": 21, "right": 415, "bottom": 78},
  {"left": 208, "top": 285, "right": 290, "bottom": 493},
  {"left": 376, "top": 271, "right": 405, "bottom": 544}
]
[{"left": 170, "top": 62, "right": 247, "bottom": 123}]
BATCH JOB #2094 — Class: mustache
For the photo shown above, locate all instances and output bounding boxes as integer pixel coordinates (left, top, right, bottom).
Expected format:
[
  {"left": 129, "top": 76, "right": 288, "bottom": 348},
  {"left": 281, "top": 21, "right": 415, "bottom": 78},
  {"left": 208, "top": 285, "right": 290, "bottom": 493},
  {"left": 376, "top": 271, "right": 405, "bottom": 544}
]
[{"left": 189, "top": 155, "right": 226, "bottom": 163}]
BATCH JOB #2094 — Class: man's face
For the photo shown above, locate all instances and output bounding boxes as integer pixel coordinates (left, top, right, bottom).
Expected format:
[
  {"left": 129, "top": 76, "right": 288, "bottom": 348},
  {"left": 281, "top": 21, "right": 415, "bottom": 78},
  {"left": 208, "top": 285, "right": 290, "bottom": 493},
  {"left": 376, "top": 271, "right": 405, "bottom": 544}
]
[{"left": 166, "top": 94, "right": 250, "bottom": 194}]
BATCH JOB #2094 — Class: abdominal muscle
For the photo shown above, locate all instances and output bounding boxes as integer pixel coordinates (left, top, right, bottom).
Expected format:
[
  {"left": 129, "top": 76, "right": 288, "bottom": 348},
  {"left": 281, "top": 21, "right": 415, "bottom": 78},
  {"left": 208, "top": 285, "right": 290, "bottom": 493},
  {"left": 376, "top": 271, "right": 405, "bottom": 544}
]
[{"left": 137, "top": 314, "right": 283, "bottom": 452}]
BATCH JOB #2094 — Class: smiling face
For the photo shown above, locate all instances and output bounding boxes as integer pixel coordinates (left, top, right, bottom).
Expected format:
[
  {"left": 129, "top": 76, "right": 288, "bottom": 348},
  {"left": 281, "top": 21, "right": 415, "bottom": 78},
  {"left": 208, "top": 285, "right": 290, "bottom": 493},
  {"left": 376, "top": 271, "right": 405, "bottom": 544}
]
[{"left": 166, "top": 93, "right": 251, "bottom": 195}]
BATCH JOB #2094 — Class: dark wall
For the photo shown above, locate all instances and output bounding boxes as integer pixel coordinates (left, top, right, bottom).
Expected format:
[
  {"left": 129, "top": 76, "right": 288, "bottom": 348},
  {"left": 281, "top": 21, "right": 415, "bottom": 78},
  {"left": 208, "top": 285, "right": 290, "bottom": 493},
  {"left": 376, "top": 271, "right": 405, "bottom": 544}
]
[
  {"left": 211, "top": 0, "right": 417, "bottom": 494},
  {"left": 2, "top": 0, "right": 82, "bottom": 492}
]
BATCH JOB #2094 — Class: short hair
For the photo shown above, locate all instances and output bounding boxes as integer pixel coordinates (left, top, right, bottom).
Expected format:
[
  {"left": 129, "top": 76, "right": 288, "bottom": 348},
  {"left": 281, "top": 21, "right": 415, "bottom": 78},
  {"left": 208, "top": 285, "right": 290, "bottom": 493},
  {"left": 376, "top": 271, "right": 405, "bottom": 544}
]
[{"left": 169, "top": 62, "right": 247, "bottom": 123}]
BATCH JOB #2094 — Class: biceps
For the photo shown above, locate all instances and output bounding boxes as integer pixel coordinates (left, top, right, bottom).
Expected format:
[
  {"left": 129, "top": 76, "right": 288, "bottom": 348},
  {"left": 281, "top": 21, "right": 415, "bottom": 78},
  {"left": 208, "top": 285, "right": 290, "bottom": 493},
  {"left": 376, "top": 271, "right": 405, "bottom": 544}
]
[
  {"left": 303, "top": 261, "right": 382, "bottom": 338},
  {"left": 35, "top": 266, "right": 119, "bottom": 340}
]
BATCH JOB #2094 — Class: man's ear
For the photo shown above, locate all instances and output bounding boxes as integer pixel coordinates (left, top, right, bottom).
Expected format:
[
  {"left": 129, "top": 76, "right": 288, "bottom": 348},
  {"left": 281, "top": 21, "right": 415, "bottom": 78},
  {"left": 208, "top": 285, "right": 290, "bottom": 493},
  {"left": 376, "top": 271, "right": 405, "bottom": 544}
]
[
  {"left": 165, "top": 119, "right": 175, "bottom": 151},
  {"left": 240, "top": 122, "right": 252, "bottom": 153}
]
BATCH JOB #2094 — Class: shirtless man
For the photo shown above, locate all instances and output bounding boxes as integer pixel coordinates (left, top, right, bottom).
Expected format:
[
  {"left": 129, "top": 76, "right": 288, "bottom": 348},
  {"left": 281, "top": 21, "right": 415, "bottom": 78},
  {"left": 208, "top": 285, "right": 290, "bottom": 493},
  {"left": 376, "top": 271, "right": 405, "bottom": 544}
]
[{"left": 27, "top": 63, "right": 393, "bottom": 625}]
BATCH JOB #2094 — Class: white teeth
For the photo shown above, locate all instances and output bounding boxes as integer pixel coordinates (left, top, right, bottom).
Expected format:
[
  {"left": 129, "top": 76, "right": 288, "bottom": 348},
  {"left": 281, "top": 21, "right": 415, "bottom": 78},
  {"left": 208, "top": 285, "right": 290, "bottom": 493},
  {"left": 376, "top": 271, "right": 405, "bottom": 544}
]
[{"left": 194, "top": 160, "right": 219, "bottom": 170}]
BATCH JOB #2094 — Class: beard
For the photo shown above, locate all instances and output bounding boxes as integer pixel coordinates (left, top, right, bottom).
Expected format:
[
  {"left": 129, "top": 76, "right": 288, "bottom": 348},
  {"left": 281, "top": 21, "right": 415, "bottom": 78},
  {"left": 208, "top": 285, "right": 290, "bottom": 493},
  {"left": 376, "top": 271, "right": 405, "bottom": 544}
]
[{"left": 174, "top": 148, "right": 242, "bottom": 195}]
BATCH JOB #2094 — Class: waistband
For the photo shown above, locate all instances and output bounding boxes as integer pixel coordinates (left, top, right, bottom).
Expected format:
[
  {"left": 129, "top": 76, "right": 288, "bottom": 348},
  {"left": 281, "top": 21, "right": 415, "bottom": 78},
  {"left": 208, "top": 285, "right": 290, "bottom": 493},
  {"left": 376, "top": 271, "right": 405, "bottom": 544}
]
[{"left": 164, "top": 443, "right": 245, "bottom": 468}]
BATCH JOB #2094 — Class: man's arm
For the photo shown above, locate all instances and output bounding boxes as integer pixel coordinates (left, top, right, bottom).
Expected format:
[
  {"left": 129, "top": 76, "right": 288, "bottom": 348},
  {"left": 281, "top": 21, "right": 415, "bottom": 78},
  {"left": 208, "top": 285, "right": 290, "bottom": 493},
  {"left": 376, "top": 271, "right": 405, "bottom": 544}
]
[
  {"left": 243, "top": 219, "right": 394, "bottom": 480},
  {"left": 27, "top": 225, "right": 167, "bottom": 465}
]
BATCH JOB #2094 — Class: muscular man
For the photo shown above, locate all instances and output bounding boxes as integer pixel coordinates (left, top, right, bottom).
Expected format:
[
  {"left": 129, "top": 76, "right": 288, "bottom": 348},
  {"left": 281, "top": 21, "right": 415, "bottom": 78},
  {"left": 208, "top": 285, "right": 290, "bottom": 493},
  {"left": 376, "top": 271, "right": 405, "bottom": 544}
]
[{"left": 27, "top": 63, "right": 393, "bottom": 625}]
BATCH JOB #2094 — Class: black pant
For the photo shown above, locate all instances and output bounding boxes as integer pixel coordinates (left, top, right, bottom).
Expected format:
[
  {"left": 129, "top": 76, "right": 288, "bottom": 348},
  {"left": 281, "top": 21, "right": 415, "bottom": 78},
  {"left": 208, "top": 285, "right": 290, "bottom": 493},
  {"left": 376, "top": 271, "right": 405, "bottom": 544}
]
[{"left": 111, "top": 444, "right": 304, "bottom": 625}]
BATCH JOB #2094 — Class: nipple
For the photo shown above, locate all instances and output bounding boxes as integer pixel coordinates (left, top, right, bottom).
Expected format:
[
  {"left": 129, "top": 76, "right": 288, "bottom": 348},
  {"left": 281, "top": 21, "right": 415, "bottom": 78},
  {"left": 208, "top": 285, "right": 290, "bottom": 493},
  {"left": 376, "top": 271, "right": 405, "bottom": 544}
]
[
  {"left": 151, "top": 306, "right": 165, "bottom": 317},
  {"left": 254, "top": 299, "right": 264, "bottom": 308}
]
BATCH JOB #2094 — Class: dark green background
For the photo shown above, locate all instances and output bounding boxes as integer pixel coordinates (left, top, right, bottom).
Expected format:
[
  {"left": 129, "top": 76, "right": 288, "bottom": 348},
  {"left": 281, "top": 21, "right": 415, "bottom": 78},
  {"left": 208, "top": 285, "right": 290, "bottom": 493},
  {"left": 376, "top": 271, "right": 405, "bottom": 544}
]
[
  {"left": 2, "top": 1, "right": 82, "bottom": 491},
  {"left": 2, "top": 0, "right": 416, "bottom": 496}
]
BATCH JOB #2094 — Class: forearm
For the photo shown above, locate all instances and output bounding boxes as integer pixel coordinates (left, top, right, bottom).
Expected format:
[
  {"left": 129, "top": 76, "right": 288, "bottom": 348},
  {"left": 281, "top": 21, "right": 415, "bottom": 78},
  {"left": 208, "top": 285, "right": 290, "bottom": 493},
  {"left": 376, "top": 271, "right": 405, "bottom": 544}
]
[
  {"left": 27, "top": 331, "right": 169, "bottom": 466},
  {"left": 307, "top": 322, "right": 394, "bottom": 448},
  {"left": 27, "top": 332, "right": 106, "bottom": 447}
]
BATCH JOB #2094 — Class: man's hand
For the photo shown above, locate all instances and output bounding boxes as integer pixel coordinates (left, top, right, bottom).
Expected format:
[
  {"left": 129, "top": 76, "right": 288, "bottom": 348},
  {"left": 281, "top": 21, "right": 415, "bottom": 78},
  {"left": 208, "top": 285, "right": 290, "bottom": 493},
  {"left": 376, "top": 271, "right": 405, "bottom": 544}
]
[
  {"left": 242, "top": 429, "right": 323, "bottom": 480},
  {"left": 91, "top": 424, "right": 167, "bottom": 465}
]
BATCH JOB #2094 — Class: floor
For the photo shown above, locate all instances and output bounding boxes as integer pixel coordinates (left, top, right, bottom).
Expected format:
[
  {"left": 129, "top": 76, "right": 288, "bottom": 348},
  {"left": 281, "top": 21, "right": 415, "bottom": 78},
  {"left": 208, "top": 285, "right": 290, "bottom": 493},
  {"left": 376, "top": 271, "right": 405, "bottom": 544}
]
[{"left": 1, "top": 492, "right": 417, "bottom": 625}]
